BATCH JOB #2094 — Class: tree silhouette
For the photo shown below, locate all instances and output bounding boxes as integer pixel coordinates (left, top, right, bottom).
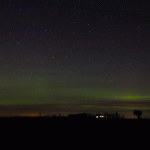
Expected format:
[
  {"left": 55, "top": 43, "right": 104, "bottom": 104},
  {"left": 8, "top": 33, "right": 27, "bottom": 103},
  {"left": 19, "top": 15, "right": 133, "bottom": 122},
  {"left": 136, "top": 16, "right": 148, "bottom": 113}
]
[{"left": 134, "top": 110, "right": 142, "bottom": 119}]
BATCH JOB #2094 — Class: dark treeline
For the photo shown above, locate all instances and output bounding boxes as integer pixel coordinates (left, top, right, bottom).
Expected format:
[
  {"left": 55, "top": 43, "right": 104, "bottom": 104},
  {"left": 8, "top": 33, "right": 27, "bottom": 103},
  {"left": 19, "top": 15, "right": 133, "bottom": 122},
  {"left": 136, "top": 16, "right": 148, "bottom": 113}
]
[{"left": 0, "top": 111, "right": 148, "bottom": 120}]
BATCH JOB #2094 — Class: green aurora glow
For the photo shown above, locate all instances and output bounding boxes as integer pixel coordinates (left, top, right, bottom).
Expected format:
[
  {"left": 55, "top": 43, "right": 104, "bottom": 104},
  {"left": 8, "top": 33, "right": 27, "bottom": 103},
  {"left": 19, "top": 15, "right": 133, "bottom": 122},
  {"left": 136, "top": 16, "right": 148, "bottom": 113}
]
[{"left": 0, "top": 76, "right": 149, "bottom": 106}]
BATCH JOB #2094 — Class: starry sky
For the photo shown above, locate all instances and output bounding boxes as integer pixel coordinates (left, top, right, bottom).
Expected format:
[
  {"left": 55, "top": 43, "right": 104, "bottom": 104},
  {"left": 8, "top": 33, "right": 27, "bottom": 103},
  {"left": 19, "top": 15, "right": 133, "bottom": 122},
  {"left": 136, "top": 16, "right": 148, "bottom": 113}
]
[{"left": 0, "top": 0, "right": 150, "bottom": 118}]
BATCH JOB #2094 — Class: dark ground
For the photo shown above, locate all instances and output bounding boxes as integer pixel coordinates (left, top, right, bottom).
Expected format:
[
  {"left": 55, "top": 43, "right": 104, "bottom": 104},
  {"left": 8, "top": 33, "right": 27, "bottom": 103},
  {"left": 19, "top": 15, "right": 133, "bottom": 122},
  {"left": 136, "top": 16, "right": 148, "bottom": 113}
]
[{"left": 1, "top": 116, "right": 149, "bottom": 136}]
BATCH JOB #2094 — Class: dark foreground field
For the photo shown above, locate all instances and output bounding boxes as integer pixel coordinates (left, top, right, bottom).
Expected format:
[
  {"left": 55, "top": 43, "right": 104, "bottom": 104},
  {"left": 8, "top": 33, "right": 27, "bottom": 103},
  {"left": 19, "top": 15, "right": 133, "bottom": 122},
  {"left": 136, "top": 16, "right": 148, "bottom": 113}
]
[
  {"left": 1, "top": 116, "right": 150, "bottom": 122},
  {"left": 1, "top": 117, "right": 149, "bottom": 135}
]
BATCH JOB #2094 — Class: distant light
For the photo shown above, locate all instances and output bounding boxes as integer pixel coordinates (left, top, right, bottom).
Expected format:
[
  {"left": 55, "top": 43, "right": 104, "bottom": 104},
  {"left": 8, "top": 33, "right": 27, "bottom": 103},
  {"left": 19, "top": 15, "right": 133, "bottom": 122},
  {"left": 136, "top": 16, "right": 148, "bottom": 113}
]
[
  {"left": 100, "top": 115, "right": 104, "bottom": 118},
  {"left": 96, "top": 115, "right": 104, "bottom": 118}
]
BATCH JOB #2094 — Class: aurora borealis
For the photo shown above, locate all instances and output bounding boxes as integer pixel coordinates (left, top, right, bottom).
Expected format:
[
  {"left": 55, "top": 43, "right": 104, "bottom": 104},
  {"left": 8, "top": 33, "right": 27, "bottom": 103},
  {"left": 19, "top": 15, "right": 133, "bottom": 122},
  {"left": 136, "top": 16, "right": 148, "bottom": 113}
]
[{"left": 0, "top": 0, "right": 150, "bottom": 118}]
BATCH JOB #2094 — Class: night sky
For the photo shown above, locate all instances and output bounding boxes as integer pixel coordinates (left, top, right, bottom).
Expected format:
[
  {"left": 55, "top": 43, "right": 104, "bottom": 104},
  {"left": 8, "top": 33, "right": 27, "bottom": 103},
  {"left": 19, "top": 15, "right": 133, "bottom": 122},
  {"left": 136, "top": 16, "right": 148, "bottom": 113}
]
[{"left": 0, "top": 0, "right": 150, "bottom": 118}]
